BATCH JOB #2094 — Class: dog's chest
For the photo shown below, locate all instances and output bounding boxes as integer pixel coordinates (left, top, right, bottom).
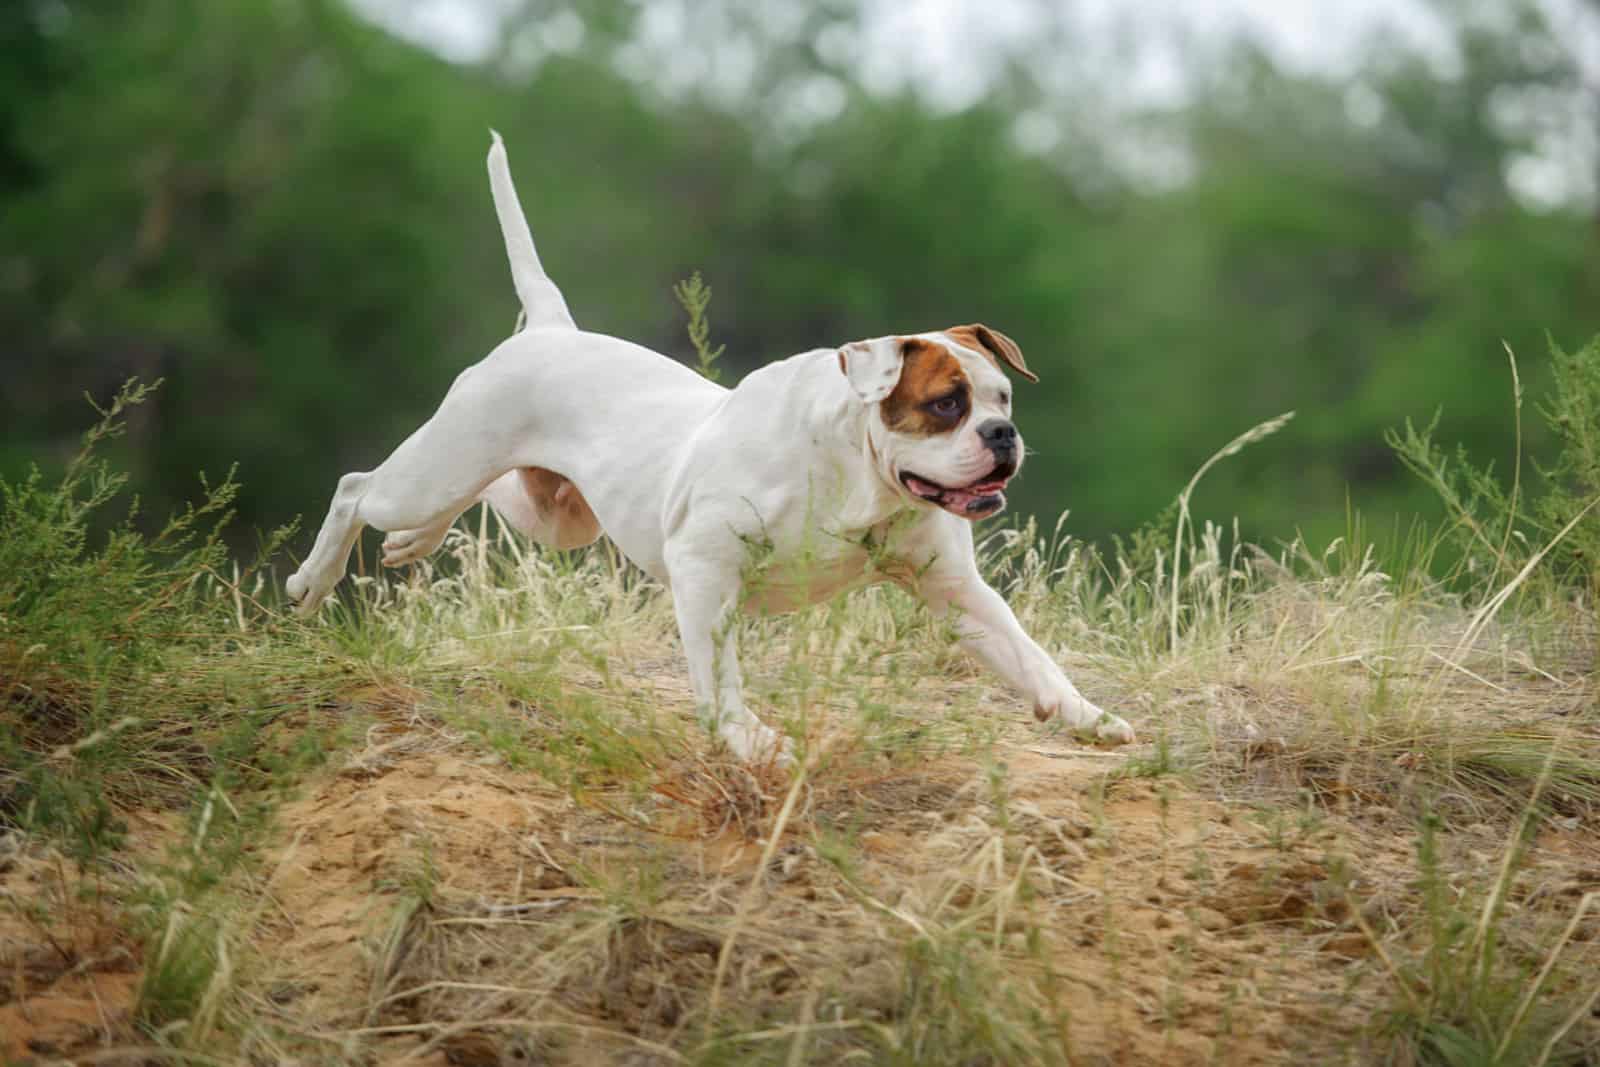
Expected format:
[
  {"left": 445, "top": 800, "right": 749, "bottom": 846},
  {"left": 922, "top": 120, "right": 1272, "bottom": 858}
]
[{"left": 738, "top": 515, "right": 922, "bottom": 614}]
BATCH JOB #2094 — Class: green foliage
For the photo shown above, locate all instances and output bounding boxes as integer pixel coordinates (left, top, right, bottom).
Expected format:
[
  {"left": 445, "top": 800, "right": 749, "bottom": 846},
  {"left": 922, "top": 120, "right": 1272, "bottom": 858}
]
[
  {"left": 4, "top": 0, "right": 1598, "bottom": 554},
  {"left": 0, "top": 381, "right": 294, "bottom": 848},
  {"left": 1534, "top": 335, "right": 1600, "bottom": 596},
  {"left": 1, "top": 380, "right": 233, "bottom": 671},
  {"left": 1365, "top": 803, "right": 1600, "bottom": 1066},
  {"left": 2, "top": 0, "right": 502, "bottom": 529},
  {"left": 875, "top": 928, "right": 1068, "bottom": 1067},
  {"left": 674, "top": 271, "right": 726, "bottom": 383},
  {"left": 129, "top": 779, "right": 280, "bottom": 1046},
  {"left": 1387, "top": 407, "right": 1523, "bottom": 582},
  {"left": 136, "top": 904, "right": 225, "bottom": 1034},
  {"left": 1388, "top": 334, "right": 1600, "bottom": 600}
]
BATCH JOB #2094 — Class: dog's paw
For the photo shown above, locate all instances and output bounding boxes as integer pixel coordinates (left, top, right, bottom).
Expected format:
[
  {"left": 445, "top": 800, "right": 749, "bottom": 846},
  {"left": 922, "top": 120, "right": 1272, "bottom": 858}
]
[
  {"left": 718, "top": 719, "right": 795, "bottom": 768},
  {"left": 285, "top": 569, "right": 329, "bottom": 617},
  {"left": 1093, "top": 713, "right": 1136, "bottom": 746},
  {"left": 1036, "top": 695, "right": 1136, "bottom": 747},
  {"left": 382, "top": 525, "right": 448, "bottom": 567}
]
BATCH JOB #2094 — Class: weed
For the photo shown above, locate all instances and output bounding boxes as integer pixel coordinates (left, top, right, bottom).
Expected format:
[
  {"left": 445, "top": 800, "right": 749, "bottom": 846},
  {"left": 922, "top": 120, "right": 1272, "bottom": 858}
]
[
  {"left": 674, "top": 271, "right": 726, "bottom": 383},
  {"left": 1388, "top": 335, "right": 1600, "bottom": 608},
  {"left": 0, "top": 380, "right": 299, "bottom": 846},
  {"left": 1357, "top": 789, "right": 1600, "bottom": 1066}
]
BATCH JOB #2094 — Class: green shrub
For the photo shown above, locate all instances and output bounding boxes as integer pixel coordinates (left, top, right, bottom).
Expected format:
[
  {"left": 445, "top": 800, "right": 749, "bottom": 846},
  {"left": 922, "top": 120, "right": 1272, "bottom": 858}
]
[
  {"left": 0, "top": 380, "right": 291, "bottom": 846},
  {"left": 1387, "top": 334, "right": 1600, "bottom": 598}
]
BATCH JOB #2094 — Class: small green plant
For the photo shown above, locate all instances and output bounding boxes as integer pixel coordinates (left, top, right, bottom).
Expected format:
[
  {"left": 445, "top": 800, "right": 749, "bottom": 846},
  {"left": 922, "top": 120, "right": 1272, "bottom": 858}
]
[
  {"left": 1, "top": 380, "right": 234, "bottom": 692},
  {"left": 1533, "top": 335, "right": 1600, "bottom": 597},
  {"left": 0, "top": 380, "right": 295, "bottom": 845},
  {"left": 1359, "top": 776, "right": 1600, "bottom": 1066},
  {"left": 1386, "top": 335, "right": 1600, "bottom": 598},
  {"left": 1387, "top": 412, "right": 1523, "bottom": 587},
  {"left": 674, "top": 271, "right": 726, "bottom": 383},
  {"left": 1116, "top": 729, "right": 1179, "bottom": 780},
  {"left": 1168, "top": 410, "right": 1295, "bottom": 651},
  {"left": 137, "top": 903, "right": 226, "bottom": 1035},
  {"left": 132, "top": 781, "right": 271, "bottom": 1047}
]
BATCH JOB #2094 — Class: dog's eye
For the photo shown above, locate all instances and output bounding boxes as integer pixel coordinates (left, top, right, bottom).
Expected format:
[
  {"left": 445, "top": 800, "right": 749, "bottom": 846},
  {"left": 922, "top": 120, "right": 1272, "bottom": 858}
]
[
  {"left": 927, "top": 394, "right": 963, "bottom": 418},
  {"left": 998, "top": 392, "right": 1010, "bottom": 407}
]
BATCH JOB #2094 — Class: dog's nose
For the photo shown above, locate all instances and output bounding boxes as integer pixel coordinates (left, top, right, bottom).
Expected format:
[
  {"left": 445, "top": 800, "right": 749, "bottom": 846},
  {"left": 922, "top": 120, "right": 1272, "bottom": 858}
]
[{"left": 977, "top": 418, "right": 1018, "bottom": 450}]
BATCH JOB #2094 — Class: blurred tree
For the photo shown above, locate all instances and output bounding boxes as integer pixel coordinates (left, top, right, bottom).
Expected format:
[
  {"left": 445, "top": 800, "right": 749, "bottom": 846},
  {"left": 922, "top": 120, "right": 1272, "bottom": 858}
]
[
  {"left": 1, "top": 0, "right": 1596, "bottom": 558},
  {"left": 3, "top": 0, "right": 505, "bottom": 527},
  {"left": 1048, "top": 0, "right": 1600, "bottom": 543}
]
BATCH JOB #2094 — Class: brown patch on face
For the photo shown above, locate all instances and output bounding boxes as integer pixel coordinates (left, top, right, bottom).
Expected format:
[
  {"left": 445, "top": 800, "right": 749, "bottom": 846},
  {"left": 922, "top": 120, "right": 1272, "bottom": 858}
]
[
  {"left": 880, "top": 338, "right": 970, "bottom": 437},
  {"left": 945, "top": 324, "right": 1038, "bottom": 383}
]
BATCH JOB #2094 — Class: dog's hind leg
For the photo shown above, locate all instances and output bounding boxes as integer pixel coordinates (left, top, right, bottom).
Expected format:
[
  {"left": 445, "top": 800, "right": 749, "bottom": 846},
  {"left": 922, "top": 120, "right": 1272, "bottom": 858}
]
[
  {"left": 287, "top": 398, "right": 529, "bottom": 612},
  {"left": 287, "top": 470, "right": 377, "bottom": 613},
  {"left": 380, "top": 513, "right": 458, "bottom": 567},
  {"left": 291, "top": 135, "right": 580, "bottom": 611},
  {"left": 288, "top": 466, "right": 493, "bottom": 614},
  {"left": 378, "top": 464, "right": 602, "bottom": 569}
]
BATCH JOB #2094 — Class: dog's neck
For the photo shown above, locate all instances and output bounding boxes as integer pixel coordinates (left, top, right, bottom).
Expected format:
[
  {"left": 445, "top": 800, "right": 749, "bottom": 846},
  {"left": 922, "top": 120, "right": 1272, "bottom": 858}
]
[{"left": 796, "top": 351, "right": 918, "bottom": 533}]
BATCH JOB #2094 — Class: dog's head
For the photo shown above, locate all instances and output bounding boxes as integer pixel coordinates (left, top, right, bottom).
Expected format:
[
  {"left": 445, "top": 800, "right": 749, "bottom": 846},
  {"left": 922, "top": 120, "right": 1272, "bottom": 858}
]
[{"left": 838, "top": 324, "right": 1038, "bottom": 520}]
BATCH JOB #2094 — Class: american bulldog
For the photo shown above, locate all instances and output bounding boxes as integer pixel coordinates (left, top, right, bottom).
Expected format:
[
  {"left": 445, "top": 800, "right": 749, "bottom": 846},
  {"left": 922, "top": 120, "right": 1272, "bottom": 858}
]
[{"left": 288, "top": 134, "right": 1136, "bottom": 761}]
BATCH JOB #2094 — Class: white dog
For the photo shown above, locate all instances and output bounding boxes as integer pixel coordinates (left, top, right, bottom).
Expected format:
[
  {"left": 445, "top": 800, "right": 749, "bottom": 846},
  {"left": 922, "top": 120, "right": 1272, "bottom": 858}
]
[{"left": 287, "top": 133, "right": 1136, "bottom": 761}]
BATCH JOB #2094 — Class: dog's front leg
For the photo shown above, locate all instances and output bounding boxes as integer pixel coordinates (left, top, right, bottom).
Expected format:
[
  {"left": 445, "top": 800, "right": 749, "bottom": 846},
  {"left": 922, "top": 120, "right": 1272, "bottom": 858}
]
[
  {"left": 665, "top": 549, "right": 791, "bottom": 763},
  {"left": 921, "top": 571, "right": 1136, "bottom": 744}
]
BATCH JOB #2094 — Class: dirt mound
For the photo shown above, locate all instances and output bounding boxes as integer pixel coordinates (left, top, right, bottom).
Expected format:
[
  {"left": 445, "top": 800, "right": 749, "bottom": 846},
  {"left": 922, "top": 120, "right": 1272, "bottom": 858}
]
[
  {"left": 5, "top": 711, "right": 1595, "bottom": 1064},
  {"left": 235, "top": 721, "right": 1424, "bottom": 1065},
  {"left": 0, "top": 835, "right": 141, "bottom": 1063},
  {"left": 260, "top": 730, "right": 584, "bottom": 1027}
]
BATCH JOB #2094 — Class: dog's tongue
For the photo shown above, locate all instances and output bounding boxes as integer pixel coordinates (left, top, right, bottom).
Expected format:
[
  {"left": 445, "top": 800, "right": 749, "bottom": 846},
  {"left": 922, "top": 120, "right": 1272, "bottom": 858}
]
[
  {"left": 905, "top": 475, "right": 1006, "bottom": 515},
  {"left": 946, "top": 486, "right": 1005, "bottom": 514}
]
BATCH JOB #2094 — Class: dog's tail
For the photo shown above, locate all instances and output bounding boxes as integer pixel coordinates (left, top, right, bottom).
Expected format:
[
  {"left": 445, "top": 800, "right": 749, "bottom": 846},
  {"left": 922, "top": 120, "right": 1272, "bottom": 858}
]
[{"left": 487, "top": 130, "right": 577, "bottom": 332}]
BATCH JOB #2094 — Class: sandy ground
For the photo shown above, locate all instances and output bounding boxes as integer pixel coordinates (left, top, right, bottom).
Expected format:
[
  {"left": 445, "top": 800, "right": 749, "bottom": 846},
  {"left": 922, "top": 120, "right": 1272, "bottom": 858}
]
[{"left": 4, "top": 694, "right": 1597, "bottom": 1065}]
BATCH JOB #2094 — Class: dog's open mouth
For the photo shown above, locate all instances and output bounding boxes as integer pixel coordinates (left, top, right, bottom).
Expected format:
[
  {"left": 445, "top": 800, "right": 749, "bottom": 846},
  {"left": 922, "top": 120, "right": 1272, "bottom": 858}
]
[{"left": 899, "top": 470, "right": 1011, "bottom": 518}]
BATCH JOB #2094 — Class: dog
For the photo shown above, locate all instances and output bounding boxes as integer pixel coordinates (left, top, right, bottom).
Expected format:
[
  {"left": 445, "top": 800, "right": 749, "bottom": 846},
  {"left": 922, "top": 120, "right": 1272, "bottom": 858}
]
[{"left": 286, "top": 132, "right": 1136, "bottom": 761}]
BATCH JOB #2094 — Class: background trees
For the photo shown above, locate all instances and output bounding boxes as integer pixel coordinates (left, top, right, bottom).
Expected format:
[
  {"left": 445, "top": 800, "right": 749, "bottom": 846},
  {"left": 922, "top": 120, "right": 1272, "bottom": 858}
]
[{"left": 3, "top": 0, "right": 1597, "bottom": 551}]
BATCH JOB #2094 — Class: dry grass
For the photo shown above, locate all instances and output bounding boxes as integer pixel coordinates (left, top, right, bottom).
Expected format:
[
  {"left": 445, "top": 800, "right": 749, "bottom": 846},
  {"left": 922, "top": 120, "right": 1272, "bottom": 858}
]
[{"left": 4, "top": 494, "right": 1600, "bottom": 1065}]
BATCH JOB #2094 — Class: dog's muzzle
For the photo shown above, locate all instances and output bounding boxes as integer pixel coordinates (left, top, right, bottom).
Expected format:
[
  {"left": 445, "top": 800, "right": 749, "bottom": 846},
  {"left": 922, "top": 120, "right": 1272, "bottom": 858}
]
[
  {"left": 899, "top": 461, "right": 1016, "bottom": 518},
  {"left": 895, "top": 418, "right": 1022, "bottom": 518}
]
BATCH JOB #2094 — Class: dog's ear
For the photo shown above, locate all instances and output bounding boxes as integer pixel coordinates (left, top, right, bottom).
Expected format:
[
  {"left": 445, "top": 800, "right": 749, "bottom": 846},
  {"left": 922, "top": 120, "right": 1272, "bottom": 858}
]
[
  {"left": 837, "top": 338, "right": 906, "bottom": 404},
  {"left": 946, "top": 324, "right": 1038, "bottom": 383}
]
